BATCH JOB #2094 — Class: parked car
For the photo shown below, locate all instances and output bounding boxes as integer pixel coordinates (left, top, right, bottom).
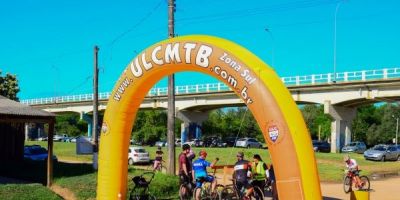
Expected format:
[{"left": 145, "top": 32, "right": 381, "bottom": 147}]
[
  {"left": 53, "top": 134, "right": 68, "bottom": 142},
  {"left": 235, "top": 138, "right": 263, "bottom": 148},
  {"left": 312, "top": 140, "right": 331, "bottom": 153},
  {"left": 193, "top": 139, "right": 204, "bottom": 147},
  {"left": 175, "top": 139, "right": 182, "bottom": 146},
  {"left": 24, "top": 145, "right": 57, "bottom": 162},
  {"left": 341, "top": 141, "right": 367, "bottom": 153},
  {"left": 155, "top": 141, "right": 167, "bottom": 147},
  {"left": 128, "top": 146, "right": 150, "bottom": 165},
  {"left": 224, "top": 137, "right": 239, "bottom": 147},
  {"left": 37, "top": 137, "right": 48, "bottom": 141},
  {"left": 364, "top": 144, "right": 400, "bottom": 161}
]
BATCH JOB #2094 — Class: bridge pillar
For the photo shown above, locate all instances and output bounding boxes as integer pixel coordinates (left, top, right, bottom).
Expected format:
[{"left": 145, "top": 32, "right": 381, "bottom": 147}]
[
  {"left": 177, "top": 110, "right": 209, "bottom": 143},
  {"left": 324, "top": 101, "right": 356, "bottom": 153},
  {"left": 80, "top": 112, "right": 93, "bottom": 137}
]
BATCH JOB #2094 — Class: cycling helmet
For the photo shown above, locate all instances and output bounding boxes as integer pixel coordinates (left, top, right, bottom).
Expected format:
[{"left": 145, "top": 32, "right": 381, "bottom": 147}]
[
  {"left": 199, "top": 150, "right": 207, "bottom": 157},
  {"left": 182, "top": 144, "right": 190, "bottom": 150}
]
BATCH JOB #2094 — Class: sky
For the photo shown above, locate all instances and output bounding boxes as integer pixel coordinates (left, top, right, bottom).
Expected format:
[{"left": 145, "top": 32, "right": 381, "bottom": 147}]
[{"left": 1, "top": 0, "right": 399, "bottom": 99}]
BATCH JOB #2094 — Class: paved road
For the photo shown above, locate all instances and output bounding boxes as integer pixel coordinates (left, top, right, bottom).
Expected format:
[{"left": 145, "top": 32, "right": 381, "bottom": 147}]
[{"left": 321, "top": 176, "right": 400, "bottom": 200}]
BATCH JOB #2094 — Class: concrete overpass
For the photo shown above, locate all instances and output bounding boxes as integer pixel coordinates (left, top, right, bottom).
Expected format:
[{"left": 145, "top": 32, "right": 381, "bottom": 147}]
[{"left": 22, "top": 68, "right": 400, "bottom": 152}]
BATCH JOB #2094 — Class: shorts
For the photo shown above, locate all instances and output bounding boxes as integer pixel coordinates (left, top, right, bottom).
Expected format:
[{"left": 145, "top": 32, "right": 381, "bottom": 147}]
[
  {"left": 235, "top": 180, "right": 252, "bottom": 192},
  {"left": 195, "top": 175, "right": 214, "bottom": 188},
  {"left": 251, "top": 179, "right": 265, "bottom": 188},
  {"left": 179, "top": 173, "right": 191, "bottom": 185}
]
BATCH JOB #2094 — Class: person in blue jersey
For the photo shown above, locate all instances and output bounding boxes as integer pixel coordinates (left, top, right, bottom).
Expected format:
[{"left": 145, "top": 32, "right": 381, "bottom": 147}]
[{"left": 192, "top": 150, "right": 219, "bottom": 200}]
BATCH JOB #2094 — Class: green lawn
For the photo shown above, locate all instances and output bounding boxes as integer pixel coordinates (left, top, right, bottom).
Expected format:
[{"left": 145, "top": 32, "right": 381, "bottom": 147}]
[
  {"left": 2, "top": 141, "right": 399, "bottom": 199},
  {"left": 26, "top": 141, "right": 400, "bottom": 182},
  {"left": 0, "top": 184, "right": 62, "bottom": 200}
]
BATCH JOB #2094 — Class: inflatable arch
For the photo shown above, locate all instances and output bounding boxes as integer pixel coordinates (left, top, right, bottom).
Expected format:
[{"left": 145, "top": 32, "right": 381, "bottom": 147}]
[{"left": 97, "top": 35, "right": 321, "bottom": 199}]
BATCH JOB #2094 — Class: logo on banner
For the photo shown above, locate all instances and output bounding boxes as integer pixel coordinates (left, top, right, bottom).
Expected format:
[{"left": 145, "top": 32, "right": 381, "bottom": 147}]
[{"left": 268, "top": 125, "right": 279, "bottom": 143}]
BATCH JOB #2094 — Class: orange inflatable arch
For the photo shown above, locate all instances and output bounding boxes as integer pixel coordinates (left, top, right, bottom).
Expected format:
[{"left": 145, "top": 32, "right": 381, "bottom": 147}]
[{"left": 97, "top": 35, "right": 321, "bottom": 199}]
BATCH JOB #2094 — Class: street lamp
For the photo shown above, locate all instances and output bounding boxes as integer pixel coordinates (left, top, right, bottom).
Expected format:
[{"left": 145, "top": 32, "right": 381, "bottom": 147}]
[
  {"left": 333, "top": 0, "right": 347, "bottom": 83},
  {"left": 265, "top": 28, "right": 275, "bottom": 67},
  {"left": 392, "top": 115, "right": 398, "bottom": 145}
]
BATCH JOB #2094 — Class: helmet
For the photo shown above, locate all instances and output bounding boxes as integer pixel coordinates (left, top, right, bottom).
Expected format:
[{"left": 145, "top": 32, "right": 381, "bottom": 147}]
[
  {"left": 182, "top": 144, "right": 190, "bottom": 151},
  {"left": 199, "top": 150, "right": 207, "bottom": 157}
]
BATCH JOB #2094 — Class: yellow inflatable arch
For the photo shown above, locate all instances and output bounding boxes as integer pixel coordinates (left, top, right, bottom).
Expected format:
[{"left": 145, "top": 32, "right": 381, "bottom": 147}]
[{"left": 97, "top": 35, "right": 321, "bottom": 200}]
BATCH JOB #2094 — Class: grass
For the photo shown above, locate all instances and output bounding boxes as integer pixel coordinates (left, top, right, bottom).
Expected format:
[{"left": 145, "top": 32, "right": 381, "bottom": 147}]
[
  {"left": 26, "top": 141, "right": 92, "bottom": 162},
  {"left": 0, "top": 184, "right": 62, "bottom": 200},
  {"left": 53, "top": 167, "right": 179, "bottom": 199},
  {"left": 5, "top": 141, "right": 396, "bottom": 199},
  {"left": 25, "top": 141, "right": 400, "bottom": 182}
]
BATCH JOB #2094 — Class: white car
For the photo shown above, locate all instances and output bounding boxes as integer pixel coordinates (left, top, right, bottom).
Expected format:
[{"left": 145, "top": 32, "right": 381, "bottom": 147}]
[
  {"left": 235, "top": 138, "right": 263, "bottom": 148},
  {"left": 128, "top": 146, "right": 150, "bottom": 165}
]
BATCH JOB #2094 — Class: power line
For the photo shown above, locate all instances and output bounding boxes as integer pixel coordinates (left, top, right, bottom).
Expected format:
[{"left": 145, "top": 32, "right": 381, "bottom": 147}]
[{"left": 176, "top": 0, "right": 338, "bottom": 25}]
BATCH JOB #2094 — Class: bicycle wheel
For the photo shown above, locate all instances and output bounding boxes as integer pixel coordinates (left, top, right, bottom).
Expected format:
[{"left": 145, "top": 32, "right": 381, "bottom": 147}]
[
  {"left": 220, "top": 185, "right": 239, "bottom": 200},
  {"left": 343, "top": 176, "right": 352, "bottom": 193},
  {"left": 358, "top": 176, "right": 370, "bottom": 191},
  {"left": 193, "top": 187, "right": 203, "bottom": 200},
  {"left": 214, "top": 184, "right": 225, "bottom": 199},
  {"left": 263, "top": 179, "right": 272, "bottom": 194},
  {"left": 179, "top": 184, "right": 191, "bottom": 200},
  {"left": 251, "top": 186, "right": 265, "bottom": 200}
]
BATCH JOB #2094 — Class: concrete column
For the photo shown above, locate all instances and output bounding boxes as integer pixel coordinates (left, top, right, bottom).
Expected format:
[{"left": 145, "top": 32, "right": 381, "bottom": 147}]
[
  {"left": 80, "top": 112, "right": 93, "bottom": 137},
  {"left": 177, "top": 110, "right": 209, "bottom": 143},
  {"left": 324, "top": 101, "right": 356, "bottom": 153},
  {"left": 25, "top": 123, "right": 29, "bottom": 141}
]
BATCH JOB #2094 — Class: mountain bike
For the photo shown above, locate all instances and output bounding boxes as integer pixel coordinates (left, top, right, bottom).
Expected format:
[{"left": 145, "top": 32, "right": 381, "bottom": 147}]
[
  {"left": 192, "top": 165, "right": 225, "bottom": 200},
  {"left": 146, "top": 160, "right": 167, "bottom": 173},
  {"left": 220, "top": 179, "right": 264, "bottom": 200},
  {"left": 343, "top": 169, "right": 370, "bottom": 193}
]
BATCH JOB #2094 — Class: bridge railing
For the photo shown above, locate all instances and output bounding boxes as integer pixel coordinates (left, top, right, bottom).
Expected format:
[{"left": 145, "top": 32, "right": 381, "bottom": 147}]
[{"left": 21, "top": 67, "right": 400, "bottom": 105}]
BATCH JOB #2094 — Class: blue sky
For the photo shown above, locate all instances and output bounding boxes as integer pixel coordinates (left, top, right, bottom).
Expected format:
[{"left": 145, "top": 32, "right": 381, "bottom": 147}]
[{"left": 1, "top": 0, "right": 399, "bottom": 99}]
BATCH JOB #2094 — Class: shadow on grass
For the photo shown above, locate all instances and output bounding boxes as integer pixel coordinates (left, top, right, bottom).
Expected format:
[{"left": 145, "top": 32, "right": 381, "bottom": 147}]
[{"left": 0, "top": 161, "right": 94, "bottom": 185}]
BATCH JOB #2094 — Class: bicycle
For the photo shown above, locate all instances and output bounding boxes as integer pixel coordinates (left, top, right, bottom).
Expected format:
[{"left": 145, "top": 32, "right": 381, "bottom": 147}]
[
  {"left": 179, "top": 175, "right": 194, "bottom": 200},
  {"left": 192, "top": 166, "right": 225, "bottom": 200},
  {"left": 220, "top": 179, "right": 264, "bottom": 200},
  {"left": 343, "top": 169, "right": 370, "bottom": 193},
  {"left": 147, "top": 160, "right": 167, "bottom": 173},
  {"left": 129, "top": 172, "right": 157, "bottom": 200}
]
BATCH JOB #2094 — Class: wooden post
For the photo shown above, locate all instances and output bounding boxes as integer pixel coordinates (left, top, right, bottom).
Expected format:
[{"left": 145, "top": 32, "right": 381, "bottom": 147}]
[
  {"left": 167, "top": 0, "right": 176, "bottom": 175},
  {"left": 47, "top": 119, "right": 54, "bottom": 187}
]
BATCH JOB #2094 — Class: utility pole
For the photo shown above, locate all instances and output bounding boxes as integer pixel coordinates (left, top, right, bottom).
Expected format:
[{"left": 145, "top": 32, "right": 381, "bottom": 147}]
[
  {"left": 167, "top": 0, "right": 176, "bottom": 175},
  {"left": 92, "top": 45, "right": 99, "bottom": 170},
  {"left": 396, "top": 117, "right": 399, "bottom": 146}
]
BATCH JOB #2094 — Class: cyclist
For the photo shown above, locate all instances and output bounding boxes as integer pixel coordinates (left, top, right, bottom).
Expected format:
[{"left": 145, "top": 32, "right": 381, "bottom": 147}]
[
  {"left": 344, "top": 155, "right": 362, "bottom": 187},
  {"left": 250, "top": 154, "right": 268, "bottom": 189},
  {"left": 153, "top": 146, "right": 164, "bottom": 170},
  {"left": 179, "top": 144, "right": 192, "bottom": 196},
  {"left": 192, "top": 150, "right": 219, "bottom": 200},
  {"left": 233, "top": 151, "right": 253, "bottom": 200}
]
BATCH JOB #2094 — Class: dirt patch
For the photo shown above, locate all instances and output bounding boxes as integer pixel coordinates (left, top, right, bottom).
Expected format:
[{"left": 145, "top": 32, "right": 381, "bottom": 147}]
[{"left": 50, "top": 184, "right": 77, "bottom": 200}]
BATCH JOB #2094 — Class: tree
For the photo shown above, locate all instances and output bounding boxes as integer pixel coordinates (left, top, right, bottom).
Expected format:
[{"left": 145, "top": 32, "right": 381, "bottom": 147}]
[
  {"left": 0, "top": 71, "right": 20, "bottom": 101},
  {"left": 352, "top": 105, "right": 379, "bottom": 143},
  {"left": 131, "top": 110, "right": 171, "bottom": 145},
  {"left": 202, "top": 107, "right": 263, "bottom": 140},
  {"left": 55, "top": 113, "right": 88, "bottom": 136},
  {"left": 300, "top": 104, "right": 332, "bottom": 140}
]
